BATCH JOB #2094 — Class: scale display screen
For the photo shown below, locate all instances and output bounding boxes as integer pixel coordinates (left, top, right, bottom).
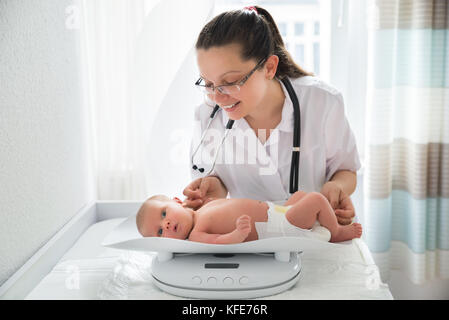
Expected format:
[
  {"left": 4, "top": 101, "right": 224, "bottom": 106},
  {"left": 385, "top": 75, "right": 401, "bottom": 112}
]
[{"left": 204, "top": 263, "right": 240, "bottom": 269}]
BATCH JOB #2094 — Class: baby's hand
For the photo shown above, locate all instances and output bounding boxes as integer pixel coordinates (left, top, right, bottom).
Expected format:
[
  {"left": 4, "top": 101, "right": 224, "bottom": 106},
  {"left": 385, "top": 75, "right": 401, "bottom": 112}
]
[{"left": 236, "top": 215, "right": 251, "bottom": 236}]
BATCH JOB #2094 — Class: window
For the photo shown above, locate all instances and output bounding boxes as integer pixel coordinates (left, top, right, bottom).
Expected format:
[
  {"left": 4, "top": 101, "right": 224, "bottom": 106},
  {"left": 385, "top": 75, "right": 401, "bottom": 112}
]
[
  {"left": 314, "top": 21, "right": 320, "bottom": 35},
  {"left": 294, "top": 22, "right": 304, "bottom": 36},
  {"left": 313, "top": 42, "right": 320, "bottom": 74},
  {"left": 295, "top": 44, "right": 305, "bottom": 66},
  {"left": 278, "top": 22, "right": 287, "bottom": 36}
]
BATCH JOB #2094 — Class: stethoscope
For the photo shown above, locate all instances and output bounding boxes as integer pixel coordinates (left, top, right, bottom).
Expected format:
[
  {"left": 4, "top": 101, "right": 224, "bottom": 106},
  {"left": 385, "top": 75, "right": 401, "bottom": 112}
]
[{"left": 191, "top": 77, "right": 301, "bottom": 194}]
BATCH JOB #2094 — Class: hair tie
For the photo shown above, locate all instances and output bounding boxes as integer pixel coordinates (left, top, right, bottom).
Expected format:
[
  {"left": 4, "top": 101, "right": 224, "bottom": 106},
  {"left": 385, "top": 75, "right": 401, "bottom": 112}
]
[
  {"left": 243, "top": 6, "right": 258, "bottom": 14},
  {"left": 173, "top": 197, "right": 183, "bottom": 204}
]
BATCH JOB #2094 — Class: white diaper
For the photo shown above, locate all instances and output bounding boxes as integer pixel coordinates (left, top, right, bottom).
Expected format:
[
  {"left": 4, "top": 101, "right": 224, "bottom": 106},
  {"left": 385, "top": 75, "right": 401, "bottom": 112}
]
[{"left": 255, "top": 201, "right": 331, "bottom": 242}]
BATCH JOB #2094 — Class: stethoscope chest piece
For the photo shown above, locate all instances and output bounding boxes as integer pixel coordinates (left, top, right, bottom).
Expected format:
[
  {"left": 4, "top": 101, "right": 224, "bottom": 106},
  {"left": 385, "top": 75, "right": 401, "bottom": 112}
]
[{"left": 191, "top": 105, "right": 234, "bottom": 176}]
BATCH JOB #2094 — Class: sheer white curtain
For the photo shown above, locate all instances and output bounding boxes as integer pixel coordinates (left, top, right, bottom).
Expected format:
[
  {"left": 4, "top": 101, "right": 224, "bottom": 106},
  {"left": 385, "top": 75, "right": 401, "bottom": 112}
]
[
  {"left": 80, "top": 0, "right": 214, "bottom": 200},
  {"left": 327, "top": 0, "right": 369, "bottom": 225},
  {"left": 329, "top": 0, "right": 368, "bottom": 163}
]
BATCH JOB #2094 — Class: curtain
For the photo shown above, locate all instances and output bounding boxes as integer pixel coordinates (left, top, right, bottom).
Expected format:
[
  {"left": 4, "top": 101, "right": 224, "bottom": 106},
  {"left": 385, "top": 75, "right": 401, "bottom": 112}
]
[
  {"left": 364, "top": 0, "right": 449, "bottom": 284},
  {"left": 80, "top": 0, "right": 213, "bottom": 200}
]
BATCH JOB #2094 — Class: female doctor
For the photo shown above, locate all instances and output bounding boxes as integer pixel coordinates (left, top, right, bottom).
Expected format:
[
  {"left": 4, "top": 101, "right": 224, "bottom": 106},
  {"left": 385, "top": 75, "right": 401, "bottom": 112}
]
[{"left": 183, "top": 6, "right": 360, "bottom": 225}]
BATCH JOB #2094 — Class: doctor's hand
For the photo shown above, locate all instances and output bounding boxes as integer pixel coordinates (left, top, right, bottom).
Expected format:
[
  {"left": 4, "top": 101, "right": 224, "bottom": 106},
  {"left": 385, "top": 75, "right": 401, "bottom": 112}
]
[
  {"left": 320, "top": 181, "right": 355, "bottom": 225},
  {"left": 182, "top": 176, "right": 228, "bottom": 210}
]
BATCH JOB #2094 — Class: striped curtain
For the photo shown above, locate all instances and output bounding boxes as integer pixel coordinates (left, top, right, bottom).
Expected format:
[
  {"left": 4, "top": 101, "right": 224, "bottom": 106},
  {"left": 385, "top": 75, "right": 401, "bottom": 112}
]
[{"left": 364, "top": 0, "right": 449, "bottom": 284}]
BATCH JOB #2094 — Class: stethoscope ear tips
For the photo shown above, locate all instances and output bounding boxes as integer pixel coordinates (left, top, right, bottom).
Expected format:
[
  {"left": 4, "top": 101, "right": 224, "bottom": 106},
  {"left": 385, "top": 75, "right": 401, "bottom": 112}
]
[
  {"left": 198, "top": 168, "right": 205, "bottom": 173},
  {"left": 192, "top": 165, "right": 198, "bottom": 170}
]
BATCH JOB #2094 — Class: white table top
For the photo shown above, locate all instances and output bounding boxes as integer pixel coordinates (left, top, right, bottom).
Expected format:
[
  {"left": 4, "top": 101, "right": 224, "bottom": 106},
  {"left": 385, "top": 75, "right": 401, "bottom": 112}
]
[{"left": 26, "top": 218, "right": 393, "bottom": 300}]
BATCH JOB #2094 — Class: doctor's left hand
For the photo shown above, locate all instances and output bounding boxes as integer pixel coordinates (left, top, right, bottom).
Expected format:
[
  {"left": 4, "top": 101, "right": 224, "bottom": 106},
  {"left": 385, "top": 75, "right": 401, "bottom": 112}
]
[
  {"left": 320, "top": 181, "right": 355, "bottom": 225},
  {"left": 182, "top": 176, "right": 228, "bottom": 210}
]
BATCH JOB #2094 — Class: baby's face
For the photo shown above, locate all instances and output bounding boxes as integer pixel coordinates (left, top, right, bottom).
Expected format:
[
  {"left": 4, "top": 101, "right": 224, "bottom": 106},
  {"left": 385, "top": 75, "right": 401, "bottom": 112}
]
[{"left": 138, "top": 199, "right": 194, "bottom": 239}]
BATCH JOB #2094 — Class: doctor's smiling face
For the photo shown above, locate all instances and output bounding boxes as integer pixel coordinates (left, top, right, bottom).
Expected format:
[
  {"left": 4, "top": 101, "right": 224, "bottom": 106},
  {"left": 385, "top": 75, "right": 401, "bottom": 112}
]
[
  {"left": 195, "top": 7, "right": 312, "bottom": 122},
  {"left": 196, "top": 43, "right": 279, "bottom": 121},
  {"left": 136, "top": 195, "right": 195, "bottom": 239}
]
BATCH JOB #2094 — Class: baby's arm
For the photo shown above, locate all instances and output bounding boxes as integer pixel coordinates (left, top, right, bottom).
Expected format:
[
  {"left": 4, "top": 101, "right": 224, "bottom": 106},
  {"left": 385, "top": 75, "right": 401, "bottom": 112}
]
[{"left": 189, "top": 215, "right": 251, "bottom": 244}]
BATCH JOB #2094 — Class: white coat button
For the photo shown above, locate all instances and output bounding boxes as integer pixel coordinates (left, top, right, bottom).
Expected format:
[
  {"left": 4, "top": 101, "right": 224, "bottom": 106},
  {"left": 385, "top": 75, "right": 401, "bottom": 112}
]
[
  {"left": 239, "top": 276, "right": 249, "bottom": 285},
  {"left": 192, "top": 276, "right": 202, "bottom": 285},
  {"left": 207, "top": 277, "right": 217, "bottom": 285},
  {"left": 223, "top": 277, "right": 234, "bottom": 285}
]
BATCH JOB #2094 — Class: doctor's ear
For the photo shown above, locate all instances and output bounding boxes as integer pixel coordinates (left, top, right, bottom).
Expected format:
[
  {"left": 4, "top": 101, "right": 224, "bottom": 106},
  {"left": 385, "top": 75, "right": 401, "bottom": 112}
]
[{"left": 264, "top": 55, "right": 279, "bottom": 80}]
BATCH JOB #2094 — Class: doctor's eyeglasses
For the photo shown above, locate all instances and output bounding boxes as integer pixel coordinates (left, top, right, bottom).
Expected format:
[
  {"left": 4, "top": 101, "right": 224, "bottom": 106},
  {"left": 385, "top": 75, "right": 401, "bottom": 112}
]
[{"left": 195, "top": 58, "right": 266, "bottom": 95}]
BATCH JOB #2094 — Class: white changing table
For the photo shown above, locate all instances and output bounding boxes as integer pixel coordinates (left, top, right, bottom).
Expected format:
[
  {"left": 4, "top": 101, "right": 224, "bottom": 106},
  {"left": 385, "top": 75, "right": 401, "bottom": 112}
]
[{"left": 0, "top": 201, "right": 393, "bottom": 300}]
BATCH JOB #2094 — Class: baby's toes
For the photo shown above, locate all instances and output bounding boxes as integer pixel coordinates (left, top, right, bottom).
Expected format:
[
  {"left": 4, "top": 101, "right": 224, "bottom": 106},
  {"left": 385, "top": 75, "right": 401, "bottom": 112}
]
[{"left": 353, "top": 223, "right": 362, "bottom": 237}]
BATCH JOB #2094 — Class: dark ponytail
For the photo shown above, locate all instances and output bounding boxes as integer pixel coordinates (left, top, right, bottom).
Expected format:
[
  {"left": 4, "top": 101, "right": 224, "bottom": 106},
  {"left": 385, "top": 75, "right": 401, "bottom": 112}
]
[{"left": 196, "top": 6, "right": 313, "bottom": 79}]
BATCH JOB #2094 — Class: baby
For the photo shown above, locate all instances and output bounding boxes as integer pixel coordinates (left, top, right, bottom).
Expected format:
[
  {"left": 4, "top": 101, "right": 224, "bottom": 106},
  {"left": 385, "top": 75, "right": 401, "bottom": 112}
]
[{"left": 136, "top": 191, "right": 362, "bottom": 244}]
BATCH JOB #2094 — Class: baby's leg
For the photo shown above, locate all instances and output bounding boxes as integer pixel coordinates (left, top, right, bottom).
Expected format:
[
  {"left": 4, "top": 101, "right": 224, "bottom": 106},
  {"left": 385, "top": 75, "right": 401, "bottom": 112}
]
[
  {"left": 284, "top": 191, "right": 308, "bottom": 206},
  {"left": 285, "top": 192, "right": 362, "bottom": 242}
]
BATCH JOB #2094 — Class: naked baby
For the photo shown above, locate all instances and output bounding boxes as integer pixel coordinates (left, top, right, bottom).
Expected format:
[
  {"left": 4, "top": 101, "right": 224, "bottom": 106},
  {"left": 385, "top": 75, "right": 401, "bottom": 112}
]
[{"left": 135, "top": 191, "right": 362, "bottom": 244}]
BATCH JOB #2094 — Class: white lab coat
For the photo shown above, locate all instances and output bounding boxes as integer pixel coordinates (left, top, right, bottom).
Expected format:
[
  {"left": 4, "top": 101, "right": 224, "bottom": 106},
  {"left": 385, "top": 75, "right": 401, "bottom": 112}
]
[{"left": 190, "top": 76, "right": 361, "bottom": 203}]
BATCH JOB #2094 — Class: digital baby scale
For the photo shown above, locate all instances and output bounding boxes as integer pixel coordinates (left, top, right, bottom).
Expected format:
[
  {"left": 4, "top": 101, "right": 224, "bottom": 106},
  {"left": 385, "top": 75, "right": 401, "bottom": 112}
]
[
  {"left": 102, "top": 215, "right": 336, "bottom": 299},
  {"left": 151, "top": 252, "right": 301, "bottom": 299}
]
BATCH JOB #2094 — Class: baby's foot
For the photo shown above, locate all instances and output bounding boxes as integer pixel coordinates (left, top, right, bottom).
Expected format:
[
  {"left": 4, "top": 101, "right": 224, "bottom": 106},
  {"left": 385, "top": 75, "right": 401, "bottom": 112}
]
[
  {"left": 330, "top": 223, "right": 362, "bottom": 243},
  {"left": 236, "top": 215, "right": 252, "bottom": 238}
]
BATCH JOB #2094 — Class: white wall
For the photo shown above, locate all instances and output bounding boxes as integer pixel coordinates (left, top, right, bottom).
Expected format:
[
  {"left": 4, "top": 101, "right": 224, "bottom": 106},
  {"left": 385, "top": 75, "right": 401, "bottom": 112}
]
[{"left": 0, "top": 0, "right": 95, "bottom": 287}]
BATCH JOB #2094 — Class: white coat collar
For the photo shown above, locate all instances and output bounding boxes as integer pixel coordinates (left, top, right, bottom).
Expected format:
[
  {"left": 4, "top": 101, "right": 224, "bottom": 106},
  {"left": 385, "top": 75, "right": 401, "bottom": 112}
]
[
  {"left": 276, "top": 77, "right": 295, "bottom": 133},
  {"left": 220, "top": 78, "right": 295, "bottom": 133}
]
